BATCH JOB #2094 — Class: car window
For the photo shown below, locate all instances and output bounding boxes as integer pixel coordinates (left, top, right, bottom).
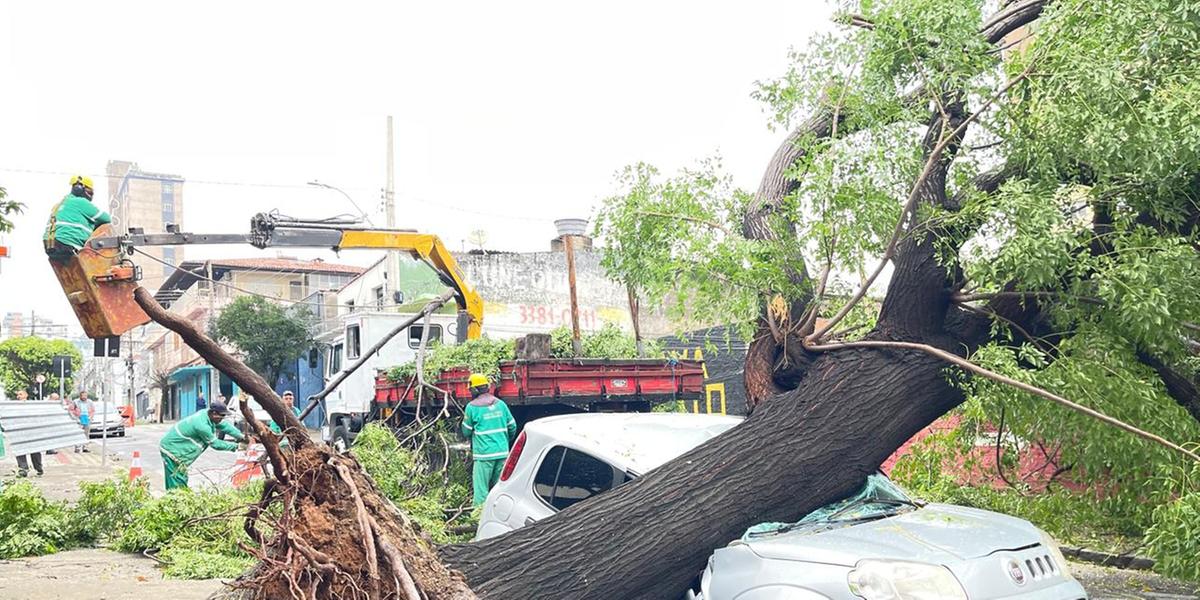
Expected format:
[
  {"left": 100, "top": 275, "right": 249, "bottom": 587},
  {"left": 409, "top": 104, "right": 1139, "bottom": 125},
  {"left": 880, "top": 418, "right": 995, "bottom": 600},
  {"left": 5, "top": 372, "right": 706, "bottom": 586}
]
[
  {"left": 532, "top": 445, "right": 624, "bottom": 511},
  {"left": 533, "top": 446, "right": 566, "bottom": 506}
]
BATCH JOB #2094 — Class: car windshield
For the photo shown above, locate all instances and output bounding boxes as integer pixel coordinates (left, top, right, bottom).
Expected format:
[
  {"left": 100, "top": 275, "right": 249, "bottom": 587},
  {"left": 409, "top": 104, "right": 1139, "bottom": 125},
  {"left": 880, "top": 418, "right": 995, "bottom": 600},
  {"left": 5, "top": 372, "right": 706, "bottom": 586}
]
[{"left": 745, "top": 474, "right": 917, "bottom": 538}]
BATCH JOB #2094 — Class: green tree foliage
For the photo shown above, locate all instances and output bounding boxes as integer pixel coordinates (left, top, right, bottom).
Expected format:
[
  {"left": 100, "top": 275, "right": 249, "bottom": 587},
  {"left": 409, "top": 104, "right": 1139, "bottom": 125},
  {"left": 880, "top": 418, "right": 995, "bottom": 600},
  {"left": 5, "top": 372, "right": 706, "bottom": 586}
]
[
  {"left": 0, "top": 481, "right": 72, "bottom": 558},
  {"left": 0, "top": 186, "right": 23, "bottom": 234},
  {"left": 352, "top": 423, "right": 475, "bottom": 544},
  {"left": 212, "top": 296, "right": 316, "bottom": 386},
  {"left": 0, "top": 475, "right": 259, "bottom": 578},
  {"left": 0, "top": 337, "right": 82, "bottom": 397},
  {"left": 594, "top": 0, "right": 1200, "bottom": 576}
]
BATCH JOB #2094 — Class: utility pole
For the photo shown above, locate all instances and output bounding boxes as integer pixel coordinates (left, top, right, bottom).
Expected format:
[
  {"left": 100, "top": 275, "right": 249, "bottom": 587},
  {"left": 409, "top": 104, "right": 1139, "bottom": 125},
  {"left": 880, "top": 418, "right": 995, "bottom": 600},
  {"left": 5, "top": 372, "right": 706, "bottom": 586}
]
[
  {"left": 207, "top": 260, "right": 219, "bottom": 401},
  {"left": 385, "top": 116, "right": 400, "bottom": 311},
  {"left": 555, "top": 219, "right": 589, "bottom": 357},
  {"left": 30, "top": 310, "right": 35, "bottom": 337}
]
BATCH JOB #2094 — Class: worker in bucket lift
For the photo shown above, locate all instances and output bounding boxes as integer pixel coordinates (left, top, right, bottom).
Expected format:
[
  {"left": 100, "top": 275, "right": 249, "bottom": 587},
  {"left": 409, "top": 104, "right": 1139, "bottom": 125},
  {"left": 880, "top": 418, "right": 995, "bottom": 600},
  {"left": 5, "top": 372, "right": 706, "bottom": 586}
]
[
  {"left": 461, "top": 373, "right": 517, "bottom": 506},
  {"left": 42, "top": 175, "right": 112, "bottom": 260},
  {"left": 159, "top": 401, "right": 248, "bottom": 491}
]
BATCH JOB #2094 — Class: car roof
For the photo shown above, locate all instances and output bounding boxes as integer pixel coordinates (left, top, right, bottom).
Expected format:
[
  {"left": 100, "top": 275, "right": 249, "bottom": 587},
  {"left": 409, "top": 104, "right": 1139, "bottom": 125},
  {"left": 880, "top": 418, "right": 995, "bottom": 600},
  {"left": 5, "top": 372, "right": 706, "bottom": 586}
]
[{"left": 526, "top": 412, "right": 743, "bottom": 473}]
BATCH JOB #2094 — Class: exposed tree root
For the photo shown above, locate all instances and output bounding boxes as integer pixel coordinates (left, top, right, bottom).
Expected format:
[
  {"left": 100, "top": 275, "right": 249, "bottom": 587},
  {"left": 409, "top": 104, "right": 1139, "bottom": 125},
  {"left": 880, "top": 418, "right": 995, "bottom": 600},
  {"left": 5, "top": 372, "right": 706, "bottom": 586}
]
[{"left": 131, "top": 287, "right": 476, "bottom": 600}]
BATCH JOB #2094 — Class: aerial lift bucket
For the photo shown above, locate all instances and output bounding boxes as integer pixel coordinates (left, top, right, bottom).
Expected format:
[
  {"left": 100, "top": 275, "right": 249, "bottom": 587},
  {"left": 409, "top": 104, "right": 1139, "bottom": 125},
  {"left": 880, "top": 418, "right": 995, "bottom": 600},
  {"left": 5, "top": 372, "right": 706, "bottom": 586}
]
[{"left": 50, "top": 224, "right": 150, "bottom": 341}]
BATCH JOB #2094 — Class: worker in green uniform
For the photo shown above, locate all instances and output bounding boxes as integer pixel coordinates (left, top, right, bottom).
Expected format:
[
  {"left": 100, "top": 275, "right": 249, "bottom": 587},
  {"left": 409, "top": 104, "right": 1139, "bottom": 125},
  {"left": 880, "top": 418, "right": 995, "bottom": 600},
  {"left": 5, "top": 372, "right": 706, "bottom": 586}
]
[
  {"left": 43, "top": 175, "right": 112, "bottom": 259},
  {"left": 461, "top": 373, "right": 517, "bottom": 506},
  {"left": 159, "top": 401, "right": 247, "bottom": 491}
]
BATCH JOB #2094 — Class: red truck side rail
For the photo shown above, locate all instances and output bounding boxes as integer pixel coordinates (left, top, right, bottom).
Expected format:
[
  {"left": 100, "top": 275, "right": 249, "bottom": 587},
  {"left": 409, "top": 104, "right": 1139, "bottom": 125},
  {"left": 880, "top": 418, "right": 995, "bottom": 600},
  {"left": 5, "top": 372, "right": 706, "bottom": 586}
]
[{"left": 375, "top": 359, "right": 705, "bottom": 408}]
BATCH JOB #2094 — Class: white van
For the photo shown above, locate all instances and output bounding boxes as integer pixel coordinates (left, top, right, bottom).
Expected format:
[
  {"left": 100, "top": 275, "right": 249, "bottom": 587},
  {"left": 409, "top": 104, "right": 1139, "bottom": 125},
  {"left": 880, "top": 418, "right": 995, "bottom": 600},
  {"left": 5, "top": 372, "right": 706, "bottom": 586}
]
[{"left": 321, "top": 310, "right": 463, "bottom": 449}]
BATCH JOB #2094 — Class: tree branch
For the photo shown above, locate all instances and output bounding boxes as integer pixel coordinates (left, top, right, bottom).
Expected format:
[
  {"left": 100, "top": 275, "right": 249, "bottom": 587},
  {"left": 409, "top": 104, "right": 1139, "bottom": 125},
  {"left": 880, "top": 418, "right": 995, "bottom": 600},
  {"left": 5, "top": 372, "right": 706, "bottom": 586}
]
[
  {"left": 1136, "top": 351, "right": 1200, "bottom": 424},
  {"left": 805, "top": 338, "right": 1200, "bottom": 463},
  {"left": 811, "top": 68, "right": 1034, "bottom": 342},
  {"left": 634, "top": 210, "right": 730, "bottom": 235}
]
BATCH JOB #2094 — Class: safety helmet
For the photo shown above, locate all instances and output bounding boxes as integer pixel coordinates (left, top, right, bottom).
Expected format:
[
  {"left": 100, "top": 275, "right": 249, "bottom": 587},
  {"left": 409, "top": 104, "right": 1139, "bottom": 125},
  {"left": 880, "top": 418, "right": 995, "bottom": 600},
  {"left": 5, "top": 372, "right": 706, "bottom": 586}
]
[
  {"left": 468, "top": 373, "right": 489, "bottom": 388},
  {"left": 70, "top": 175, "right": 95, "bottom": 200}
]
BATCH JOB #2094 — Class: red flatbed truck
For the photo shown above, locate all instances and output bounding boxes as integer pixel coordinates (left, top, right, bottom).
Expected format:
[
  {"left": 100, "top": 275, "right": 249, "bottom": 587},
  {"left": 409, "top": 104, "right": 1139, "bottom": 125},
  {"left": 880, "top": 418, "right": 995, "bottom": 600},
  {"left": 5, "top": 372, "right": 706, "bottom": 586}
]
[{"left": 374, "top": 358, "right": 706, "bottom": 426}]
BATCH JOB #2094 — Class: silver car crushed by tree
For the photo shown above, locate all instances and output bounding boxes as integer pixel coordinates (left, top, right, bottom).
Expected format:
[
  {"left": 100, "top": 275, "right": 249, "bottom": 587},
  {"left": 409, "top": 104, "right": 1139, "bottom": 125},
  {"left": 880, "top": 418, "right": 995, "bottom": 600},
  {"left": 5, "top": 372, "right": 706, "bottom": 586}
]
[{"left": 694, "top": 474, "right": 1087, "bottom": 600}]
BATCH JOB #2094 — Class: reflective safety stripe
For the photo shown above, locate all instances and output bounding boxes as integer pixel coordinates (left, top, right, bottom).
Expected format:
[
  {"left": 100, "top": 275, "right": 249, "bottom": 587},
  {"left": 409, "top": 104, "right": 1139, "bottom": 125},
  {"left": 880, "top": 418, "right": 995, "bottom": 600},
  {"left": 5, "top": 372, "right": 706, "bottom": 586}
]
[
  {"left": 474, "top": 427, "right": 509, "bottom": 435},
  {"left": 168, "top": 423, "right": 205, "bottom": 451},
  {"left": 56, "top": 221, "right": 94, "bottom": 232},
  {"left": 474, "top": 451, "right": 509, "bottom": 460}
]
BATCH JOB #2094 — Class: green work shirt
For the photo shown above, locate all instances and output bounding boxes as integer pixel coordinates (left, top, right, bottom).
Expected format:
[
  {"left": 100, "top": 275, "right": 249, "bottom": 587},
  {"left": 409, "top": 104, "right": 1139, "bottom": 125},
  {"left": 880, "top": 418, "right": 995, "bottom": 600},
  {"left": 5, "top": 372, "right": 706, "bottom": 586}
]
[
  {"left": 461, "top": 395, "right": 516, "bottom": 461},
  {"left": 43, "top": 194, "right": 112, "bottom": 250},
  {"left": 159, "top": 410, "right": 244, "bottom": 466},
  {"left": 268, "top": 406, "right": 304, "bottom": 434}
]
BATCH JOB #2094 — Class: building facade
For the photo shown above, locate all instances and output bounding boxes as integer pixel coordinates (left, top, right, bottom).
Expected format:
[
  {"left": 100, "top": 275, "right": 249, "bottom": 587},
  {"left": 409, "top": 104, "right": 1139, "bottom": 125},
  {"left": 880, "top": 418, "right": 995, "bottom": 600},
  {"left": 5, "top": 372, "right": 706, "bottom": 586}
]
[
  {"left": 145, "top": 258, "right": 363, "bottom": 420},
  {"left": 106, "top": 160, "right": 185, "bottom": 292}
]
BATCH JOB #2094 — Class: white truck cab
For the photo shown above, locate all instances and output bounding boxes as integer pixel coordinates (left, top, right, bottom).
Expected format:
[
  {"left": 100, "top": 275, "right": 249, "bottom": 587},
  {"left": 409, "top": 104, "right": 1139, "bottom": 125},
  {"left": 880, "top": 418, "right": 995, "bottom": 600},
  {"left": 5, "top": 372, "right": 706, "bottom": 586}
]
[{"left": 320, "top": 310, "right": 463, "bottom": 449}]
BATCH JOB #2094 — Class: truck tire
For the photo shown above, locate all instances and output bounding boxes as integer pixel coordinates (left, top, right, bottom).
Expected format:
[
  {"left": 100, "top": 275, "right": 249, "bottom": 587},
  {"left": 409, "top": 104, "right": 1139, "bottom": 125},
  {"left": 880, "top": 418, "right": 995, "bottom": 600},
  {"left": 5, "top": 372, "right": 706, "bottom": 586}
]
[{"left": 331, "top": 424, "right": 353, "bottom": 453}]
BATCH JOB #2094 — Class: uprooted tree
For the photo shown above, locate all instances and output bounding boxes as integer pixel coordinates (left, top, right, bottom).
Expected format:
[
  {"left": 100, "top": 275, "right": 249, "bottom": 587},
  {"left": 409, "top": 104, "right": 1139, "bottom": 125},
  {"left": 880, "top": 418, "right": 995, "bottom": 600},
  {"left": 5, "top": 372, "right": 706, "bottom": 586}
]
[{"left": 130, "top": 1, "right": 1200, "bottom": 598}]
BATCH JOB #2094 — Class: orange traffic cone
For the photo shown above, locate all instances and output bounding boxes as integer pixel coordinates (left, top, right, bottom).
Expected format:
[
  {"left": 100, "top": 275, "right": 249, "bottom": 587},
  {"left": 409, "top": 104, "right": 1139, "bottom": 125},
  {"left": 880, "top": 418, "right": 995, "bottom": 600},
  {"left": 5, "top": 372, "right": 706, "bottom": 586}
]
[{"left": 128, "top": 450, "right": 144, "bottom": 481}]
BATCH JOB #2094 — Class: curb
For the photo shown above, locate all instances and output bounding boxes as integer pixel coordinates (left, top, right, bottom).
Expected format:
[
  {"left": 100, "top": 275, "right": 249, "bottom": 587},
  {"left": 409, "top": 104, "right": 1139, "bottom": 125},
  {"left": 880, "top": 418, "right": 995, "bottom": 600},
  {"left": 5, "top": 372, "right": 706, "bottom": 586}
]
[{"left": 1061, "top": 546, "right": 1155, "bottom": 571}]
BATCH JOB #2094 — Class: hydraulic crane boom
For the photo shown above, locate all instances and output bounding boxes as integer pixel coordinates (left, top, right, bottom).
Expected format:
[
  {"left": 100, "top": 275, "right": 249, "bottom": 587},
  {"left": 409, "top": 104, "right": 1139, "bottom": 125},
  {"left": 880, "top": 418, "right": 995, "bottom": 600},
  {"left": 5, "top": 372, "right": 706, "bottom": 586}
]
[{"left": 67, "top": 213, "right": 483, "bottom": 342}]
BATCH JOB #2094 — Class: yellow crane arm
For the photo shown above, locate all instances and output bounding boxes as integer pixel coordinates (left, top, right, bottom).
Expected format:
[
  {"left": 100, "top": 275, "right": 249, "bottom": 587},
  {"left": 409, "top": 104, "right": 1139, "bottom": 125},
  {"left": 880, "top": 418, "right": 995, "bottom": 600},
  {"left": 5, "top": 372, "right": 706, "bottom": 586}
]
[{"left": 338, "top": 230, "right": 483, "bottom": 339}]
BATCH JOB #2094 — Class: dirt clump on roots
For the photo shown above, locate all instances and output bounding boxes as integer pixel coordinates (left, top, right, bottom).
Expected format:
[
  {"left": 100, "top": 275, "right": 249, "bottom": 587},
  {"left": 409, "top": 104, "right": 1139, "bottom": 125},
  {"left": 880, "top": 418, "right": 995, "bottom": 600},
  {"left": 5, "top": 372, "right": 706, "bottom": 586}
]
[{"left": 218, "top": 436, "right": 476, "bottom": 600}]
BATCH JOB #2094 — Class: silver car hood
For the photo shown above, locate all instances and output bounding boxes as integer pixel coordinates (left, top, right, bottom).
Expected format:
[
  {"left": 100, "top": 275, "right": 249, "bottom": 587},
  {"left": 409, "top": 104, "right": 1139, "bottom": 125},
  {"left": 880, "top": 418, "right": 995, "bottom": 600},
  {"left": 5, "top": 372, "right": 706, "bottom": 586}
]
[{"left": 743, "top": 504, "right": 1042, "bottom": 567}]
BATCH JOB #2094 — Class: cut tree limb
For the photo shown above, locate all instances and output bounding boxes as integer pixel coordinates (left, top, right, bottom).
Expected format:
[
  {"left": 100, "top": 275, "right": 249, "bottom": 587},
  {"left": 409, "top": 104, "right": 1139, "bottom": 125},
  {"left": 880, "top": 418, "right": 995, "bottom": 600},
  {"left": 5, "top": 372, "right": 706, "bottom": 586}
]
[{"left": 133, "top": 287, "right": 308, "bottom": 449}]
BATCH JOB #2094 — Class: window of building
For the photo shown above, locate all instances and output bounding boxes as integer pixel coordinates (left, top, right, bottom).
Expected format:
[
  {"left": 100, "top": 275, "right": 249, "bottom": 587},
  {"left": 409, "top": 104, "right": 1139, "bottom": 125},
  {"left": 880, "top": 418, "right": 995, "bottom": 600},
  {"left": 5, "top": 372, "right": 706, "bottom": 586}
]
[
  {"left": 162, "top": 248, "right": 176, "bottom": 277},
  {"left": 161, "top": 182, "right": 175, "bottom": 224},
  {"left": 373, "top": 286, "right": 385, "bottom": 309},
  {"left": 346, "top": 325, "right": 361, "bottom": 360},
  {"left": 408, "top": 324, "right": 442, "bottom": 349},
  {"left": 533, "top": 446, "right": 624, "bottom": 511},
  {"left": 346, "top": 300, "right": 355, "bottom": 314},
  {"left": 289, "top": 281, "right": 303, "bottom": 300},
  {"left": 308, "top": 348, "right": 319, "bottom": 370}
]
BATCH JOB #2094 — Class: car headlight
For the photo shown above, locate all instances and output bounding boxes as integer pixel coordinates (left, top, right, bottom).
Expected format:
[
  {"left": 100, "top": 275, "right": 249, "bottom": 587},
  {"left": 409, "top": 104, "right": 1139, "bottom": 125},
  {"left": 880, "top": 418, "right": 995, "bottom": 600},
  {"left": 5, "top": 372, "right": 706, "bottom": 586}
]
[
  {"left": 847, "top": 560, "right": 966, "bottom": 600},
  {"left": 1039, "top": 530, "right": 1073, "bottom": 579}
]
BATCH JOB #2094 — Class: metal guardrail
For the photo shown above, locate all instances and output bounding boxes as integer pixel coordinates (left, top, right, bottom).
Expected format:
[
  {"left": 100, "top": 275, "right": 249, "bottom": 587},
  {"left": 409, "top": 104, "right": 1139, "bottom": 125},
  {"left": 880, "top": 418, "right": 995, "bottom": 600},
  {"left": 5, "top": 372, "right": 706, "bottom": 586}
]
[{"left": 0, "top": 401, "right": 87, "bottom": 456}]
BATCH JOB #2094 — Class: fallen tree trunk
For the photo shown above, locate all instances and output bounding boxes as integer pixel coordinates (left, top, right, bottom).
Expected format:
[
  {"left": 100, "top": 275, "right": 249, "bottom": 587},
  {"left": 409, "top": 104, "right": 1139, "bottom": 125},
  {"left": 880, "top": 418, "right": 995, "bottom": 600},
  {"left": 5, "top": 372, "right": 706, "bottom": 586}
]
[
  {"left": 444, "top": 338, "right": 966, "bottom": 598},
  {"left": 133, "top": 287, "right": 477, "bottom": 600}
]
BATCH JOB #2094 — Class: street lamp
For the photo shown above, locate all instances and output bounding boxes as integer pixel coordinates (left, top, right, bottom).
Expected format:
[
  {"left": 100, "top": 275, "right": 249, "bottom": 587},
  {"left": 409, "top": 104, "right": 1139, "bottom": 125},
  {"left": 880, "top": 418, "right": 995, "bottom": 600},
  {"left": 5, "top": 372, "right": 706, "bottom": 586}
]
[{"left": 307, "top": 181, "right": 373, "bottom": 225}]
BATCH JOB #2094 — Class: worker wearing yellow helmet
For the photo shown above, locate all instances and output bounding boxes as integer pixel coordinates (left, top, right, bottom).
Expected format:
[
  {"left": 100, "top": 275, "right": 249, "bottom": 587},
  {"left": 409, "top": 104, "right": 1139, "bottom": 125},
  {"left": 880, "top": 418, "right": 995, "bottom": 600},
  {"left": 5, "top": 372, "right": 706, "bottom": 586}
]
[
  {"left": 461, "top": 373, "right": 516, "bottom": 505},
  {"left": 43, "top": 175, "right": 111, "bottom": 259}
]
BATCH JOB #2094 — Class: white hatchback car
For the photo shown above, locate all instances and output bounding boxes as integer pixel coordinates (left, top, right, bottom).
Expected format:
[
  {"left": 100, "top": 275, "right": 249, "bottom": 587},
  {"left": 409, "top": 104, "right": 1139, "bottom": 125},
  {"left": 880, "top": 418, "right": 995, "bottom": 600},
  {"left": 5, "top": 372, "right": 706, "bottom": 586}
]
[{"left": 475, "top": 412, "right": 742, "bottom": 540}]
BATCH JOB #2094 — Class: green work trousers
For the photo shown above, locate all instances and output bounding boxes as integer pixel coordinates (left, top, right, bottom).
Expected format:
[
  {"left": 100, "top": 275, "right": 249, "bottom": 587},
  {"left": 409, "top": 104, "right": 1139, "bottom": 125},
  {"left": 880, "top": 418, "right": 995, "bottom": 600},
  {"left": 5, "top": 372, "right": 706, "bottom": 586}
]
[
  {"left": 472, "top": 458, "right": 505, "bottom": 506},
  {"left": 162, "top": 452, "right": 190, "bottom": 491}
]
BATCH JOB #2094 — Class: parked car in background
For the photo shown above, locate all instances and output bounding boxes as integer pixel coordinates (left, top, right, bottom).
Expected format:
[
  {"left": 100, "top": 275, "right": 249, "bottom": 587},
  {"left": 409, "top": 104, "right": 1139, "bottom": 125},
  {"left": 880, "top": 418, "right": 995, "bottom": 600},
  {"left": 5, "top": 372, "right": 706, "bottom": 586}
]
[
  {"left": 87, "top": 402, "right": 126, "bottom": 438},
  {"left": 474, "top": 412, "right": 742, "bottom": 540}
]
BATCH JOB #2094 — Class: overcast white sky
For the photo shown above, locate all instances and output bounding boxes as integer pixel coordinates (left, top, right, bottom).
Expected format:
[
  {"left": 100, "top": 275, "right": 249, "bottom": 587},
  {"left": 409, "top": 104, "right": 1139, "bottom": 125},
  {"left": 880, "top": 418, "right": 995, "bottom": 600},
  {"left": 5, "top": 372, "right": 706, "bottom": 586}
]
[{"left": 0, "top": 1, "right": 833, "bottom": 329}]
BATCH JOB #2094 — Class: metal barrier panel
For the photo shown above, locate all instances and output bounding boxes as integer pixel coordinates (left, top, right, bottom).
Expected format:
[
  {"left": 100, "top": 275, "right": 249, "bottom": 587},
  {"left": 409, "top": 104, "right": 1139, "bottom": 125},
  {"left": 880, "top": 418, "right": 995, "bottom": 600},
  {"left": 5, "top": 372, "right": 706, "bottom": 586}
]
[{"left": 0, "top": 401, "right": 88, "bottom": 456}]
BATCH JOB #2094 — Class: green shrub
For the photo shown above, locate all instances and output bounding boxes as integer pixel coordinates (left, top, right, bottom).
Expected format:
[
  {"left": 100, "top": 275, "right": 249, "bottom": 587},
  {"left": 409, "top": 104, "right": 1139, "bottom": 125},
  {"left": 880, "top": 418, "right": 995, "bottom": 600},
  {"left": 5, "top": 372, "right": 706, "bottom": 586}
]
[
  {"left": 159, "top": 545, "right": 256, "bottom": 579},
  {"left": 550, "top": 324, "right": 661, "bottom": 359},
  {"left": 388, "top": 337, "right": 515, "bottom": 383},
  {"left": 113, "top": 484, "right": 261, "bottom": 579},
  {"left": 353, "top": 423, "right": 474, "bottom": 543},
  {"left": 0, "top": 480, "right": 72, "bottom": 558},
  {"left": 68, "top": 475, "right": 152, "bottom": 545}
]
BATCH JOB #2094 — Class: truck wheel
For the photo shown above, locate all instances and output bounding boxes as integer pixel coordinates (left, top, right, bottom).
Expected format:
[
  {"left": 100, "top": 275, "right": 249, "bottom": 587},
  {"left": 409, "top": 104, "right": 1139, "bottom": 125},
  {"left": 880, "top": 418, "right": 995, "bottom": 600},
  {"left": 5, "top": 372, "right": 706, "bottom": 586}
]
[{"left": 331, "top": 425, "right": 352, "bottom": 453}]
